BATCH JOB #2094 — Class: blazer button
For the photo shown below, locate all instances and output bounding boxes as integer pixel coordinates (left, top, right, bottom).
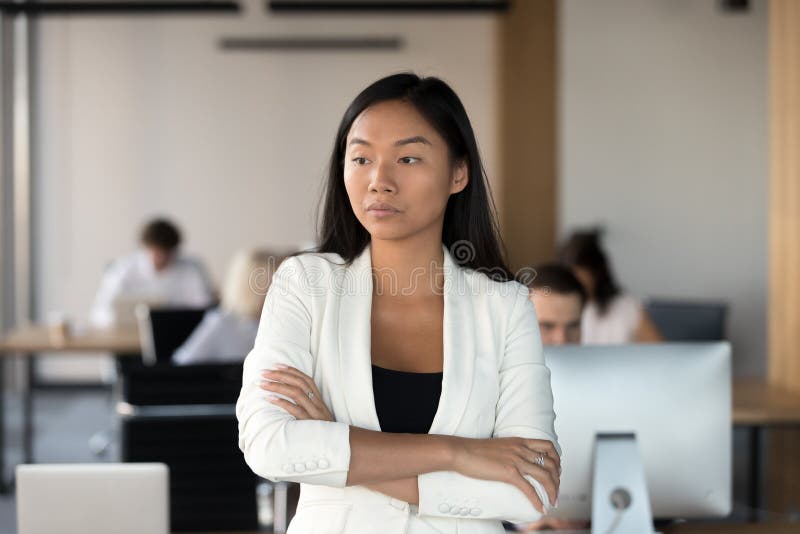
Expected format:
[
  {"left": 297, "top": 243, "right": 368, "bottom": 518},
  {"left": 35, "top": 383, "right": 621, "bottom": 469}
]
[
  {"left": 470, "top": 508, "right": 481, "bottom": 516},
  {"left": 305, "top": 460, "right": 318, "bottom": 470},
  {"left": 294, "top": 463, "right": 306, "bottom": 473},
  {"left": 283, "top": 464, "right": 294, "bottom": 473},
  {"left": 438, "top": 503, "right": 451, "bottom": 514},
  {"left": 318, "top": 458, "right": 330, "bottom": 469},
  {"left": 389, "top": 498, "right": 407, "bottom": 511}
]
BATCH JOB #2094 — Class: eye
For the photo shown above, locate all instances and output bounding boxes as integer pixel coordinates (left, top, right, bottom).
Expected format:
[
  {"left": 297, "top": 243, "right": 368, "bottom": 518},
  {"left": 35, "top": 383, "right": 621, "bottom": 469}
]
[
  {"left": 352, "top": 156, "right": 370, "bottom": 165},
  {"left": 398, "top": 156, "right": 421, "bottom": 164}
]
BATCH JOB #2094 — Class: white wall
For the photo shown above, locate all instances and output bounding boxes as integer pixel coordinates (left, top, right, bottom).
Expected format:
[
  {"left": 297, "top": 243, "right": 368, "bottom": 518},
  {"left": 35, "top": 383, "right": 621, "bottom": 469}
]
[
  {"left": 559, "top": 0, "right": 768, "bottom": 376},
  {"left": 34, "top": 1, "right": 500, "bottom": 380}
]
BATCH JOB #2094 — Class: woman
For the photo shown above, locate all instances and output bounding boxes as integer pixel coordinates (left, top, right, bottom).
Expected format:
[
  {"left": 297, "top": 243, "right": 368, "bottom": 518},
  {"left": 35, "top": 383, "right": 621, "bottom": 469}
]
[
  {"left": 559, "top": 230, "right": 662, "bottom": 344},
  {"left": 236, "top": 73, "right": 561, "bottom": 534},
  {"left": 172, "top": 249, "right": 285, "bottom": 365}
]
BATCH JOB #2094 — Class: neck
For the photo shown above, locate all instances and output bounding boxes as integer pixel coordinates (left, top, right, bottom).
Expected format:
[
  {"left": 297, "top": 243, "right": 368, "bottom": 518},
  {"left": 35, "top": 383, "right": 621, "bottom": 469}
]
[{"left": 369, "top": 234, "right": 445, "bottom": 299}]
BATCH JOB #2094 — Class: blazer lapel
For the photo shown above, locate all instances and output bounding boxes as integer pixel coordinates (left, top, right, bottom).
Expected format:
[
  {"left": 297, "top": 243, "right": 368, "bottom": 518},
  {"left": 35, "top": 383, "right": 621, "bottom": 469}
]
[
  {"left": 337, "top": 242, "right": 380, "bottom": 430},
  {"left": 337, "top": 242, "right": 476, "bottom": 436},
  {"left": 429, "top": 243, "right": 475, "bottom": 436}
]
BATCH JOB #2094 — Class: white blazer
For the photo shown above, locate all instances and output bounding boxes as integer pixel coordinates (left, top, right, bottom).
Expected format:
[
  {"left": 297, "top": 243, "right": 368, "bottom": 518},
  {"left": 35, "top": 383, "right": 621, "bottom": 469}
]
[{"left": 236, "top": 242, "right": 561, "bottom": 534}]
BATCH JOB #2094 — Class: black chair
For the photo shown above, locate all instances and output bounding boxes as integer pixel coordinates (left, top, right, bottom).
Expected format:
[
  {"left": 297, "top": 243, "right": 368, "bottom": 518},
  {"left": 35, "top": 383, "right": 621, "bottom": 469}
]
[
  {"left": 136, "top": 306, "right": 208, "bottom": 365},
  {"left": 644, "top": 298, "right": 728, "bottom": 341},
  {"left": 117, "top": 360, "right": 260, "bottom": 531}
]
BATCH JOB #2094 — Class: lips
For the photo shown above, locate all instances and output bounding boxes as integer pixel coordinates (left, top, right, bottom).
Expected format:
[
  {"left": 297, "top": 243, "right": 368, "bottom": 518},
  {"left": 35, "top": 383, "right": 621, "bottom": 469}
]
[{"left": 367, "top": 202, "right": 399, "bottom": 212}]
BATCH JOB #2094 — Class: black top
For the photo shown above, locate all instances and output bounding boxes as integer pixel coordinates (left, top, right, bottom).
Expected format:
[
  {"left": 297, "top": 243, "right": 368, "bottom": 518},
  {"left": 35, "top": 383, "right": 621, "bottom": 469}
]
[{"left": 371, "top": 364, "right": 443, "bottom": 434}]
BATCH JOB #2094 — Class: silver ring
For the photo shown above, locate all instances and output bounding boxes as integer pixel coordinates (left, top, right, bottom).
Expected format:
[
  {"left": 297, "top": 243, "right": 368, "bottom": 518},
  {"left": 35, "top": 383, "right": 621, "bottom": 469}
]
[
  {"left": 306, "top": 391, "right": 315, "bottom": 400},
  {"left": 535, "top": 454, "right": 545, "bottom": 467}
]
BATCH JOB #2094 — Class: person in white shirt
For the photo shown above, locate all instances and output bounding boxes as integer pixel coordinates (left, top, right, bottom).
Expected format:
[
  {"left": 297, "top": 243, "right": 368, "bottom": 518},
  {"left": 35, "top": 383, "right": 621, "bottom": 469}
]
[
  {"left": 88, "top": 218, "right": 216, "bottom": 328},
  {"left": 558, "top": 230, "right": 662, "bottom": 345},
  {"left": 172, "top": 249, "right": 287, "bottom": 365}
]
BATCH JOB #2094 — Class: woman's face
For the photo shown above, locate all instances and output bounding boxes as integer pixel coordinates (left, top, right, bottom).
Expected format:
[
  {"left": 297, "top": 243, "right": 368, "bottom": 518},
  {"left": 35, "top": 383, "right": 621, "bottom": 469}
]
[{"left": 343, "top": 99, "right": 467, "bottom": 242}]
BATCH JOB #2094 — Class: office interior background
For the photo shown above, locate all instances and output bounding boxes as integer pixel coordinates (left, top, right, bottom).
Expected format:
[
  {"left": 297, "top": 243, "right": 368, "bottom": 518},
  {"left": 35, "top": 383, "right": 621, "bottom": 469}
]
[{"left": 2, "top": 0, "right": 799, "bottom": 532}]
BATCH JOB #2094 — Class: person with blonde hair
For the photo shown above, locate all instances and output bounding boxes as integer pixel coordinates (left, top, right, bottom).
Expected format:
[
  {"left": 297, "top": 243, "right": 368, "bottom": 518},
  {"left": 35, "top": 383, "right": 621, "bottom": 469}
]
[{"left": 172, "top": 249, "right": 286, "bottom": 365}]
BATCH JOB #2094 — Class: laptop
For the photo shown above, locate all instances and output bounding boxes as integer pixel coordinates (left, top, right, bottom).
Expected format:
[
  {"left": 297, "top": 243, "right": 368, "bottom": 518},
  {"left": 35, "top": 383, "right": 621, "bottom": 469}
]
[
  {"left": 16, "top": 463, "right": 169, "bottom": 534},
  {"left": 112, "top": 295, "right": 166, "bottom": 327}
]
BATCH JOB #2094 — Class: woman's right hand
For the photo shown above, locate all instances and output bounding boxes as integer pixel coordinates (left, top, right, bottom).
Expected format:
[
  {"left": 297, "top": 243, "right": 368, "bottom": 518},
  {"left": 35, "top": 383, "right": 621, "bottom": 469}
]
[{"left": 449, "top": 437, "right": 561, "bottom": 514}]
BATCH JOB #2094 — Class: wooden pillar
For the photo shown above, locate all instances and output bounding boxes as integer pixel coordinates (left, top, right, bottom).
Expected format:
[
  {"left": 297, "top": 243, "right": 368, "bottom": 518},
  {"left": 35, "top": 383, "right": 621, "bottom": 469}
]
[
  {"left": 769, "top": 0, "right": 800, "bottom": 394},
  {"left": 767, "top": 0, "right": 800, "bottom": 519},
  {"left": 498, "top": 0, "right": 557, "bottom": 272}
]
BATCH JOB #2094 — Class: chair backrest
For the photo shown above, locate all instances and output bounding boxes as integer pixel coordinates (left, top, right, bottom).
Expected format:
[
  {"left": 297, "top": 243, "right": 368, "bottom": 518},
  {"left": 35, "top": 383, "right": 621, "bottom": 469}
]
[
  {"left": 16, "top": 463, "right": 169, "bottom": 534},
  {"left": 644, "top": 298, "right": 728, "bottom": 341},
  {"left": 118, "top": 361, "right": 243, "bottom": 406},
  {"left": 136, "top": 306, "right": 207, "bottom": 365}
]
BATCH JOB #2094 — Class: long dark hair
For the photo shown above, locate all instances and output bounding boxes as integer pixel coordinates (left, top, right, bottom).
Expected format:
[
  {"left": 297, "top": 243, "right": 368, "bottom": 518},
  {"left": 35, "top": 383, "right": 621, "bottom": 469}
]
[
  {"left": 305, "top": 72, "right": 511, "bottom": 282},
  {"left": 558, "top": 229, "right": 620, "bottom": 315}
]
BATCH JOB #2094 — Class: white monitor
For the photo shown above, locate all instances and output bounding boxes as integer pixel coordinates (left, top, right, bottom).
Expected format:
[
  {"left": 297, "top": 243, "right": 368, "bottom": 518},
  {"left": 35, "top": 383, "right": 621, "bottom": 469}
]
[
  {"left": 16, "top": 463, "right": 169, "bottom": 534},
  {"left": 543, "top": 343, "right": 731, "bottom": 528}
]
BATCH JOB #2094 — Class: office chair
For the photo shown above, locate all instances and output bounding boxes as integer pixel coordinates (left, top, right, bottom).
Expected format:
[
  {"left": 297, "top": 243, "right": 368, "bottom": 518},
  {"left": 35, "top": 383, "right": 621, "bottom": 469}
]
[
  {"left": 116, "top": 360, "right": 261, "bottom": 531},
  {"left": 644, "top": 298, "right": 728, "bottom": 341}
]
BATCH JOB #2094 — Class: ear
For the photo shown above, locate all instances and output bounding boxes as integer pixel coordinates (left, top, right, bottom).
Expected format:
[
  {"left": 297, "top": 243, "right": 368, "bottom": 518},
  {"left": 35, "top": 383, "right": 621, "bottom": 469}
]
[{"left": 450, "top": 159, "right": 469, "bottom": 194}]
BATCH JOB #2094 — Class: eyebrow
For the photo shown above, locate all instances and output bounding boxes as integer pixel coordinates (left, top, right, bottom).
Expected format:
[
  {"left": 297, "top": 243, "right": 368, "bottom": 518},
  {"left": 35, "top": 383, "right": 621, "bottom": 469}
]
[{"left": 348, "top": 136, "right": 432, "bottom": 147}]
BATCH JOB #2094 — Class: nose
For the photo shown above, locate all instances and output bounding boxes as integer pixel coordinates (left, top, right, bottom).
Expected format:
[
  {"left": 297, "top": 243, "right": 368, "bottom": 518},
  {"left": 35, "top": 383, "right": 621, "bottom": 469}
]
[
  {"left": 552, "top": 327, "right": 567, "bottom": 346},
  {"left": 369, "top": 160, "right": 397, "bottom": 194}
]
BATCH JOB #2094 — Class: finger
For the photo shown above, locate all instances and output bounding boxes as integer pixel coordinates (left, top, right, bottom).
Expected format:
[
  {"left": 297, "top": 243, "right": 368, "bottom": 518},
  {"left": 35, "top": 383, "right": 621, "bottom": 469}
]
[
  {"left": 261, "top": 370, "right": 329, "bottom": 420},
  {"left": 260, "top": 380, "right": 319, "bottom": 416},
  {"left": 518, "top": 461, "right": 559, "bottom": 506},
  {"left": 523, "top": 439, "right": 560, "bottom": 467},
  {"left": 263, "top": 366, "right": 319, "bottom": 397},
  {"left": 266, "top": 395, "right": 310, "bottom": 420},
  {"left": 512, "top": 472, "right": 544, "bottom": 514},
  {"left": 261, "top": 369, "right": 323, "bottom": 406},
  {"left": 532, "top": 454, "right": 561, "bottom": 481}
]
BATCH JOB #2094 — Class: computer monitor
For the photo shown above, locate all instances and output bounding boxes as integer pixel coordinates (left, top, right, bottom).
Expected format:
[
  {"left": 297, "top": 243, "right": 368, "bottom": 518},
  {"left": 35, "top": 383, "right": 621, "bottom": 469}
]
[
  {"left": 135, "top": 305, "right": 208, "bottom": 365},
  {"left": 644, "top": 299, "right": 728, "bottom": 341},
  {"left": 16, "top": 463, "right": 169, "bottom": 534},
  {"left": 543, "top": 343, "right": 731, "bottom": 530}
]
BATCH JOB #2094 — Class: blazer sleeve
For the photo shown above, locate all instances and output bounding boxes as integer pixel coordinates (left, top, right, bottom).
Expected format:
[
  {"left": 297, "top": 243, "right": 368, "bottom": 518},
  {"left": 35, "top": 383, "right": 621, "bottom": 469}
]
[
  {"left": 416, "top": 287, "right": 562, "bottom": 524},
  {"left": 235, "top": 256, "right": 352, "bottom": 487}
]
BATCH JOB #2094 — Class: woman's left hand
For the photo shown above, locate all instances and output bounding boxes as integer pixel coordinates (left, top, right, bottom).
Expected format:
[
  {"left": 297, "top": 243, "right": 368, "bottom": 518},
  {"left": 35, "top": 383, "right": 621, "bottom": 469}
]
[{"left": 259, "top": 365, "right": 335, "bottom": 422}]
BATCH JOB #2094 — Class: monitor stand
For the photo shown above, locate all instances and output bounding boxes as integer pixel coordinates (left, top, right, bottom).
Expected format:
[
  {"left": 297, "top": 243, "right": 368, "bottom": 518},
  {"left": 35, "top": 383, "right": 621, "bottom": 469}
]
[{"left": 591, "top": 433, "right": 655, "bottom": 534}]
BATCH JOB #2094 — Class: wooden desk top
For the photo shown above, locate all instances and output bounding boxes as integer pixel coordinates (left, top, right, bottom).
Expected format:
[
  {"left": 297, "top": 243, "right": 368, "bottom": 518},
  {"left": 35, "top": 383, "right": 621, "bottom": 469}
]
[
  {"left": 0, "top": 324, "right": 141, "bottom": 354},
  {"left": 733, "top": 377, "right": 800, "bottom": 426}
]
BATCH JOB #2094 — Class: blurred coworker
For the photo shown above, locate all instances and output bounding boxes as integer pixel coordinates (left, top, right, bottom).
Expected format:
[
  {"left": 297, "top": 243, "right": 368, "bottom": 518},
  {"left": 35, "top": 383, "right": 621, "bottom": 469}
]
[
  {"left": 89, "top": 218, "right": 215, "bottom": 328},
  {"left": 514, "top": 264, "right": 589, "bottom": 533},
  {"left": 526, "top": 263, "right": 586, "bottom": 345},
  {"left": 172, "top": 249, "right": 286, "bottom": 365},
  {"left": 558, "top": 230, "right": 662, "bottom": 344}
]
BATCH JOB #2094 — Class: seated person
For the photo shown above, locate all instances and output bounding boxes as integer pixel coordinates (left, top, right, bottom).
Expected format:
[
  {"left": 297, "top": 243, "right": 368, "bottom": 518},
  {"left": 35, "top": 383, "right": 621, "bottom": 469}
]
[
  {"left": 172, "top": 249, "right": 286, "bottom": 365},
  {"left": 558, "top": 230, "right": 662, "bottom": 344},
  {"left": 527, "top": 263, "right": 586, "bottom": 346},
  {"left": 89, "top": 218, "right": 215, "bottom": 328}
]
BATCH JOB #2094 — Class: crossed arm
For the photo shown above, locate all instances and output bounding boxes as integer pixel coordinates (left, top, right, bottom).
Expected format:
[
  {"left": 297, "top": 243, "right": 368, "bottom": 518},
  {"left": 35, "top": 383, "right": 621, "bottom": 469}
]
[{"left": 236, "top": 257, "right": 561, "bottom": 522}]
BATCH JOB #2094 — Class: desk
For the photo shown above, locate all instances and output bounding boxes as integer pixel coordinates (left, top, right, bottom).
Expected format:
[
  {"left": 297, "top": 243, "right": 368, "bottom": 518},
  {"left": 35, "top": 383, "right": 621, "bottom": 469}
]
[
  {"left": 732, "top": 378, "right": 800, "bottom": 521},
  {"left": 0, "top": 324, "right": 141, "bottom": 493}
]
